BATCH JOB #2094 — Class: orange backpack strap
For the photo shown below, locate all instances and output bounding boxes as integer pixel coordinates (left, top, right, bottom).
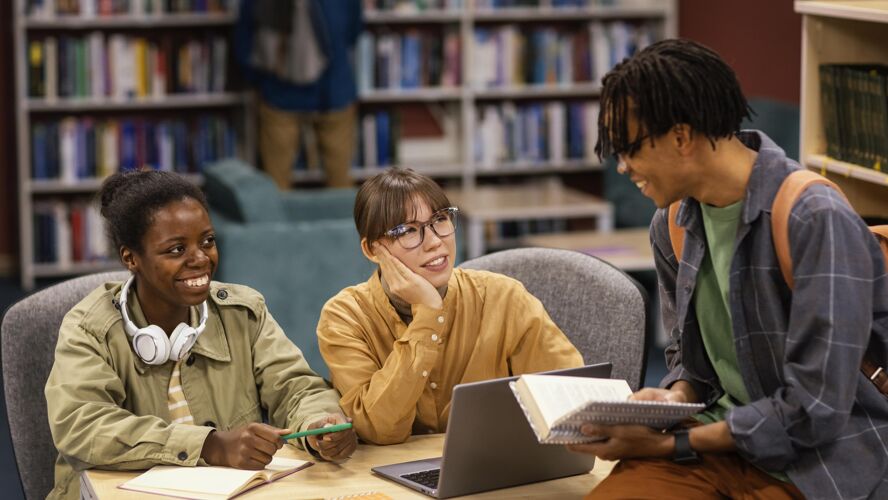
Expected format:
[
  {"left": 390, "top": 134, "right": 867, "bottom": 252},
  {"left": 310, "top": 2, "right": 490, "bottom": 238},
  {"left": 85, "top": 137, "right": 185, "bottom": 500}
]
[
  {"left": 771, "top": 170, "right": 848, "bottom": 289},
  {"left": 667, "top": 201, "right": 685, "bottom": 263},
  {"left": 871, "top": 226, "right": 888, "bottom": 256}
]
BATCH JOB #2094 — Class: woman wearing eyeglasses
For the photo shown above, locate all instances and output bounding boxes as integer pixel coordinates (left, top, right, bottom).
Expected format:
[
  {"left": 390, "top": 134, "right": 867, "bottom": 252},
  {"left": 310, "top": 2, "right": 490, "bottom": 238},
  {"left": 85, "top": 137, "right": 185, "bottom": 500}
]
[{"left": 317, "top": 168, "right": 583, "bottom": 445}]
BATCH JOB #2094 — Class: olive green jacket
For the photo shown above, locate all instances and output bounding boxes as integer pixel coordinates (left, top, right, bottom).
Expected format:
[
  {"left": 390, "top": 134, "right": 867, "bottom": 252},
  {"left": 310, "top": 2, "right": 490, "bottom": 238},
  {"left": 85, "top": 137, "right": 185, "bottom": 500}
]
[{"left": 45, "top": 280, "right": 342, "bottom": 500}]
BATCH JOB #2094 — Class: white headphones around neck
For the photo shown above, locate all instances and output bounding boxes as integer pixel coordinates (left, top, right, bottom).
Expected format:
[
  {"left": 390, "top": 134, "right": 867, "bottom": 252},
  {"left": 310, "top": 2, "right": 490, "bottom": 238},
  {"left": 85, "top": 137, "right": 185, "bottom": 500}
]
[{"left": 118, "top": 275, "right": 208, "bottom": 366}]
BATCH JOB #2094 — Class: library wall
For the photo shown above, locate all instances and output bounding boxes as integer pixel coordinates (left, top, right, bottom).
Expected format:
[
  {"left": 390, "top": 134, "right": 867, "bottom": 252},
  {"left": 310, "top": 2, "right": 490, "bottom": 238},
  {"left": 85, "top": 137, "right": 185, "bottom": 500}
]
[
  {"left": 1, "top": 4, "right": 16, "bottom": 276},
  {"left": 679, "top": 0, "right": 802, "bottom": 105}
]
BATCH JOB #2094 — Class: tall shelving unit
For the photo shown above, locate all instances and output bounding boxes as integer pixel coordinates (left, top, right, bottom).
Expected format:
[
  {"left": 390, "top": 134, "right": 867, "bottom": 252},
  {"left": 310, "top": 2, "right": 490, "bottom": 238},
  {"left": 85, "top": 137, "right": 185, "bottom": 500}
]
[
  {"left": 796, "top": 0, "right": 888, "bottom": 219},
  {"left": 14, "top": 1, "right": 254, "bottom": 289},
  {"left": 326, "top": 0, "right": 677, "bottom": 257}
]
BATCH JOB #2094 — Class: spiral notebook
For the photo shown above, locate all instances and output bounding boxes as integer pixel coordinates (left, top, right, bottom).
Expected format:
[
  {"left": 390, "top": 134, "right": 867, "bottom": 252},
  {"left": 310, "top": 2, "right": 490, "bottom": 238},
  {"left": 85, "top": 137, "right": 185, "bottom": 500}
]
[{"left": 509, "top": 374, "right": 705, "bottom": 444}]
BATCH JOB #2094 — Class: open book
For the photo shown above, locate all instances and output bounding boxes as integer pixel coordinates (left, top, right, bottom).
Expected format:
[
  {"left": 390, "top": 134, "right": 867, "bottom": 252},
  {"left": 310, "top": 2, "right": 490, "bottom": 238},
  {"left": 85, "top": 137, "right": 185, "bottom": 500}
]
[
  {"left": 510, "top": 375, "right": 705, "bottom": 444},
  {"left": 119, "top": 456, "right": 312, "bottom": 499}
]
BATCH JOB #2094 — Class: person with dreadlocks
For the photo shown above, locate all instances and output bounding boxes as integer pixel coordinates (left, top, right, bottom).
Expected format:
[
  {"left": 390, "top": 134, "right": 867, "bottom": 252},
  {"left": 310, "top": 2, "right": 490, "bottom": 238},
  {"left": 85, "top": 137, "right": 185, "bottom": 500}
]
[{"left": 566, "top": 39, "right": 888, "bottom": 499}]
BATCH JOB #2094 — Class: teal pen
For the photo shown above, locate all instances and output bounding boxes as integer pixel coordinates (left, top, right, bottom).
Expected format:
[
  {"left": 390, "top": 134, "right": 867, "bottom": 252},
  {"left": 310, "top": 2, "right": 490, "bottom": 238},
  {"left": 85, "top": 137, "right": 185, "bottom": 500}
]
[{"left": 280, "top": 422, "right": 353, "bottom": 440}]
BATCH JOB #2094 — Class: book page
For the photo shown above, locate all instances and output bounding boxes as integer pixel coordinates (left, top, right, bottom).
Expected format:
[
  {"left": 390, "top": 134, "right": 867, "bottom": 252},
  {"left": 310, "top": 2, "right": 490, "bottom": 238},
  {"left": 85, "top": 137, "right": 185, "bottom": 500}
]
[
  {"left": 519, "top": 375, "right": 632, "bottom": 428},
  {"left": 121, "top": 456, "right": 310, "bottom": 498}
]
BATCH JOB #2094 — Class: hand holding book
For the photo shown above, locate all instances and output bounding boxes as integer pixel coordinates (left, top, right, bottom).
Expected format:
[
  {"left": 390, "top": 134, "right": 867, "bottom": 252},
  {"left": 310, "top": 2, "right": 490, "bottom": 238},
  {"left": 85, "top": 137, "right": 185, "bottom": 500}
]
[{"left": 510, "top": 375, "right": 705, "bottom": 445}]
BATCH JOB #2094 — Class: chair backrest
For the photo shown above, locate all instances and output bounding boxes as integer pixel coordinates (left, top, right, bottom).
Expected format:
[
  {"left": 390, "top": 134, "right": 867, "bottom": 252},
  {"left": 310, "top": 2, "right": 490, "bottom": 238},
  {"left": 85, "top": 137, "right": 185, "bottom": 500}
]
[
  {"left": 1, "top": 271, "right": 128, "bottom": 500},
  {"left": 459, "top": 248, "right": 648, "bottom": 390}
]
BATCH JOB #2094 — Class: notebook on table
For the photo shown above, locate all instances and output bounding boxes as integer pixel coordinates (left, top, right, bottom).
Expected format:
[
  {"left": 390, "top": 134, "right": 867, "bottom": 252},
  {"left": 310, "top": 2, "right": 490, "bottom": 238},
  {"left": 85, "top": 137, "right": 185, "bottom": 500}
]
[
  {"left": 119, "top": 456, "right": 311, "bottom": 500},
  {"left": 510, "top": 374, "right": 706, "bottom": 444},
  {"left": 371, "top": 363, "right": 611, "bottom": 499}
]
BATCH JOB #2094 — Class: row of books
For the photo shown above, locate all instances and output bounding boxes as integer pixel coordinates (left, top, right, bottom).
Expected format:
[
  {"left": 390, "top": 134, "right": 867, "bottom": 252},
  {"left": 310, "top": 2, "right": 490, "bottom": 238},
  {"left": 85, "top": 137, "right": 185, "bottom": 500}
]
[
  {"left": 360, "top": 111, "right": 401, "bottom": 168},
  {"left": 31, "top": 115, "right": 237, "bottom": 181},
  {"left": 472, "top": 21, "right": 654, "bottom": 88},
  {"left": 819, "top": 64, "right": 888, "bottom": 169},
  {"left": 27, "top": 0, "right": 234, "bottom": 17},
  {"left": 33, "top": 201, "right": 110, "bottom": 265},
  {"left": 356, "top": 30, "right": 461, "bottom": 92},
  {"left": 475, "top": 101, "right": 601, "bottom": 167},
  {"left": 28, "top": 34, "right": 228, "bottom": 100}
]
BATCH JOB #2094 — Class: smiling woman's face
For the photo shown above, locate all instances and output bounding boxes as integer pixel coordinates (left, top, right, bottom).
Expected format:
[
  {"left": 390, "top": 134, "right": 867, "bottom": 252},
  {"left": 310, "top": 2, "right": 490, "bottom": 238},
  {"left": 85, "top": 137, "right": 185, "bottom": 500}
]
[
  {"left": 378, "top": 198, "right": 457, "bottom": 289},
  {"left": 124, "top": 197, "right": 218, "bottom": 311}
]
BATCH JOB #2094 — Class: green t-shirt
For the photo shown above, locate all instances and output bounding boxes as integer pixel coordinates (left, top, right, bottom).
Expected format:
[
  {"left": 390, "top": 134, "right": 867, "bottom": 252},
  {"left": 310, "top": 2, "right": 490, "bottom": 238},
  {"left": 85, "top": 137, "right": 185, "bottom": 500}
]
[
  {"left": 693, "top": 200, "right": 790, "bottom": 483},
  {"left": 693, "top": 200, "right": 749, "bottom": 423}
]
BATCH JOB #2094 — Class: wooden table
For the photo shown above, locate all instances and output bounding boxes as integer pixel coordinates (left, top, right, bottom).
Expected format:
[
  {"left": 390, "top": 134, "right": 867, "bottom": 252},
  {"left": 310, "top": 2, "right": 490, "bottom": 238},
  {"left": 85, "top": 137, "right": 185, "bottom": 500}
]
[
  {"left": 81, "top": 434, "right": 616, "bottom": 499},
  {"left": 522, "top": 227, "right": 654, "bottom": 272},
  {"left": 445, "top": 183, "right": 614, "bottom": 259}
]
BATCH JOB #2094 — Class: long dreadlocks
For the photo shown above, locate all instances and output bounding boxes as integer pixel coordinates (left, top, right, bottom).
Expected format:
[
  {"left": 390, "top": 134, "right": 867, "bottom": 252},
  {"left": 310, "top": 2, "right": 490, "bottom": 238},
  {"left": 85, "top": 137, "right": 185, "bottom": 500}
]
[{"left": 594, "top": 38, "right": 754, "bottom": 160}]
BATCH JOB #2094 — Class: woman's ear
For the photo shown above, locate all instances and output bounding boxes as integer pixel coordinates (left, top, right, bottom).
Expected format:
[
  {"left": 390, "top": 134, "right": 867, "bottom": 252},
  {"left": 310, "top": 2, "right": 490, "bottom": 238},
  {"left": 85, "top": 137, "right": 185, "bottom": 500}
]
[
  {"left": 360, "top": 238, "right": 380, "bottom": 264},
  {"left": 120, "top": 246, "right": 138, "bottom": 273}
]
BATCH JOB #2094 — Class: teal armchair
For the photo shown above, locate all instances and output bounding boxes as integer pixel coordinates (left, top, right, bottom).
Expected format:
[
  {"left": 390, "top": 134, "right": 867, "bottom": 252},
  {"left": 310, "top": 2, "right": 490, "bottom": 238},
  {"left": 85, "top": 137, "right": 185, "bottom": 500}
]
[{"left": 203, "top": 159, "right": 374, "bottom": 378}]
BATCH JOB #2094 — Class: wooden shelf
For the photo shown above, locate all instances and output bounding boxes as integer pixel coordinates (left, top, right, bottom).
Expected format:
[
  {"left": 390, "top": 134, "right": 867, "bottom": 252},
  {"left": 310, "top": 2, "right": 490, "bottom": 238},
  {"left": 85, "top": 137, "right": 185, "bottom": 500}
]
[
  {"left": 26, "top": 93, "right": 245, "bottom": 112},
  {"left": 24, "top": 12, "right": 236, "bottom": 29},
  {"left": 805, "top": 154, "right": 888, "bottom": 185},
  {"left": 32, "top": 261, "right": 123, "bottom": 278},
  {"left": 473, "top": 83, "right": 600, "bottom": 99},
  {"left": 472, "top": 4, "right": 670, "bottom": 22},
  {"left": 794, "top": 1, "right": 888, "bottom": 23},
  {"left": 364, "top": 10, "right": 462, "bottom": 23},
  {"left": 359, "top": 88, "right": 463, "bottom": 103}
]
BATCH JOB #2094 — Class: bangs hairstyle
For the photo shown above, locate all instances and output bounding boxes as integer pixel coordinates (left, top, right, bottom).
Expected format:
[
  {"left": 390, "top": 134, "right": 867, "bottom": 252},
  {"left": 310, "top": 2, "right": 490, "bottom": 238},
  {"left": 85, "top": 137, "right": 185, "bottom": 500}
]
[
  {"left": 594, "top": 38, "right": 754, "bottom": 159},
  {"left": 354, "top": 168, "right": 452, "bottom": 243}
]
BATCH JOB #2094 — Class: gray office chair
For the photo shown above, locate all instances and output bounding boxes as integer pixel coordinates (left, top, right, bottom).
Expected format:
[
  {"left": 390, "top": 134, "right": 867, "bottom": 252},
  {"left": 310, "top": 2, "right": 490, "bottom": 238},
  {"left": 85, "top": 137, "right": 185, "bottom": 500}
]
[
  {"left": 1, "top": 271, "right": 128, "bottom": 500},
  {"left": 460, "top": 248, "right": 648, "bottom": 390}
]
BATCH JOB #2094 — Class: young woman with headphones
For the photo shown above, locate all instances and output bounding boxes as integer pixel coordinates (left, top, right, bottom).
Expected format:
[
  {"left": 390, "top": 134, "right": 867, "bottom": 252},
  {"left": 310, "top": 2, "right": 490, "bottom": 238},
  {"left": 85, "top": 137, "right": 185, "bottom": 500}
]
[{"left": 44, "top": 170, "right": 356, "bottom": 500}]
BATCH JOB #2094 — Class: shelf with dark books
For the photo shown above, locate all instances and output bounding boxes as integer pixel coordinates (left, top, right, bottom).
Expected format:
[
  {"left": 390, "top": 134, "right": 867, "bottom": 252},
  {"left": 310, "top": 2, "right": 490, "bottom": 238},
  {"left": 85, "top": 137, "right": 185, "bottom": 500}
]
[
  {"left": 29, "top": 114, "right": 236, "bottom": 185},
  {"left": 25, "top": 0, "right": 236, "bottom": 18},
  {"left": 31, "top": 199, "right": 113, "bottom": 270},
  {"left": 356, "top": 28, "right": 462, "bottom": 94},
  {"left": 26, "top": 32, "right": 229, "bottom": 101},
  {"left": 472, "top": 5, "right": 671, "bottom": 22},
  {"left": 474, "top": 83, "right": 601, "bottom": 99},
  {"left": 797, "top": 1, "right": 888, "bottom": 221}
]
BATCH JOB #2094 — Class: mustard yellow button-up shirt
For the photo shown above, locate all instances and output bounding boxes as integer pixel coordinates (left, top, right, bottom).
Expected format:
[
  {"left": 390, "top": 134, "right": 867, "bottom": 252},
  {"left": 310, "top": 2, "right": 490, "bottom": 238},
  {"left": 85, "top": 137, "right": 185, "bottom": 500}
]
[{"left": 318, "top": 268, "right": 583, "bottom": 445}]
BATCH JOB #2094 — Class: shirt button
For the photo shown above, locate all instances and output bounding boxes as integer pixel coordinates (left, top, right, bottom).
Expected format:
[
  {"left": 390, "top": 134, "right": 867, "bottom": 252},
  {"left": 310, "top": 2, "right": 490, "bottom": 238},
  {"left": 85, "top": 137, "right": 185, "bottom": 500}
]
[
  {"left": 216, "top": 289, "right": 228, "bottom": 300},
  {"left": 186, "top": 354, "right": 196, "bottom": 366},
  {"left": 422, "top": 370, "right": 429, "bottom": 377},
  {"left": 177, "top": 451, "right": 188, "bottom": 461},
  {"left": 431, "top": 334, "right": 439, "bottom": 342},
  {"left": 430, "top": 382, "right": 438, "bottom": 389},
  {"left": 437, "top": 316, "right": 444, "bottom": 324}
]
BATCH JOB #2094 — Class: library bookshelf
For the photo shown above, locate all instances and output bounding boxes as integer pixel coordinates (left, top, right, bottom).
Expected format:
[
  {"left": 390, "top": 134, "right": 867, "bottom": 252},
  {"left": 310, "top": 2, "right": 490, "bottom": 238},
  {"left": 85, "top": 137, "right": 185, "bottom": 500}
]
[
  {"left": 339, "top": 0, "right": 677, "bottom": 257},
  {"left": 796, "top": 0, "right": 888, "bottom": 220},
  {"left": 14, "top": 1, "right": 255, "bottom": 289}
]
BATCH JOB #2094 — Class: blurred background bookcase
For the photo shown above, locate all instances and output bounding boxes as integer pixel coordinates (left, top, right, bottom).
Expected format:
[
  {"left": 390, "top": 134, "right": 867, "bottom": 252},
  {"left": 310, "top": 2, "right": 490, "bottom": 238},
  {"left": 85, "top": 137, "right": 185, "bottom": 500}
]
[
  {"left": 14, "top": 0, "right": 255, "bottom": 289},
  {"left": 796, "top": 0, "right": 888, "bottom": 222},
  {"left": 304, "top": 0, "right": 678, "bottom": 258}
]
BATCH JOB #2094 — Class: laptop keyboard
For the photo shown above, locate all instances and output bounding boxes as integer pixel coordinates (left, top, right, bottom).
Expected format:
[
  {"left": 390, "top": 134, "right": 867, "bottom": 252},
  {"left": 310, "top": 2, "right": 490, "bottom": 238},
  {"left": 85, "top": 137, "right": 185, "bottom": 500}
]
[{"left": 401, "top": 468, "right": 440, "bottom": 489}]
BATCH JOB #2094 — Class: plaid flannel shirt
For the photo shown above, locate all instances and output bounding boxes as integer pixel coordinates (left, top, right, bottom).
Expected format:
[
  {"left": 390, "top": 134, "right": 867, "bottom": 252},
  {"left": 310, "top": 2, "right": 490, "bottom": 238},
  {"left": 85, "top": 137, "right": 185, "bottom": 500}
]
[{"left": 653, "top": 131, "right": 888, "bottom": 499}]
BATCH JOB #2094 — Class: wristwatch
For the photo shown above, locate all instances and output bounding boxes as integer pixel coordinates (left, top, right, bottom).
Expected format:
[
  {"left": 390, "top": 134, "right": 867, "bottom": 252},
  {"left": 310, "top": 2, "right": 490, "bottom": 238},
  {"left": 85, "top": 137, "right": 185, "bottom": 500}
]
[{"left": 672, "top": 429, "right": 701, "bottom": 464}]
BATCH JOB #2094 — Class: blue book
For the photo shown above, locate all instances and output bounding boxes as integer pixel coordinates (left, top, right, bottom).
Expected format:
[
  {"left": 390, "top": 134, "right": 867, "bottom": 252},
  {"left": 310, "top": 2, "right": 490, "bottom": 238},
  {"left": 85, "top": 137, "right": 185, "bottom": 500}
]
[
  {"left": 119, "top": 120, "right": 137, "bottom": 172},
  {"left": 84, "top": 121, "right": 97, "bottom": 178},
  {"left": 376, "top": 111, "right": 390, "bottom": 167},
  {"left": 401, "top": 33, "right": 421, "bottom": 89},
  {"left": 32, "top": 124, "right": 48, "bottom": 180},
  {"left": 75, "top": 121, "right": 88, "bottom": 179}
]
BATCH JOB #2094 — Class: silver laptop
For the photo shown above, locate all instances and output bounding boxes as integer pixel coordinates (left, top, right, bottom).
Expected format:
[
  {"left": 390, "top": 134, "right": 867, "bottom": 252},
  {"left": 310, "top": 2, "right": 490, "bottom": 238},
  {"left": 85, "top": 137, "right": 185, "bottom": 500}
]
[{"left": 372, "top": 363, "right": 612, "bottom": 498}]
